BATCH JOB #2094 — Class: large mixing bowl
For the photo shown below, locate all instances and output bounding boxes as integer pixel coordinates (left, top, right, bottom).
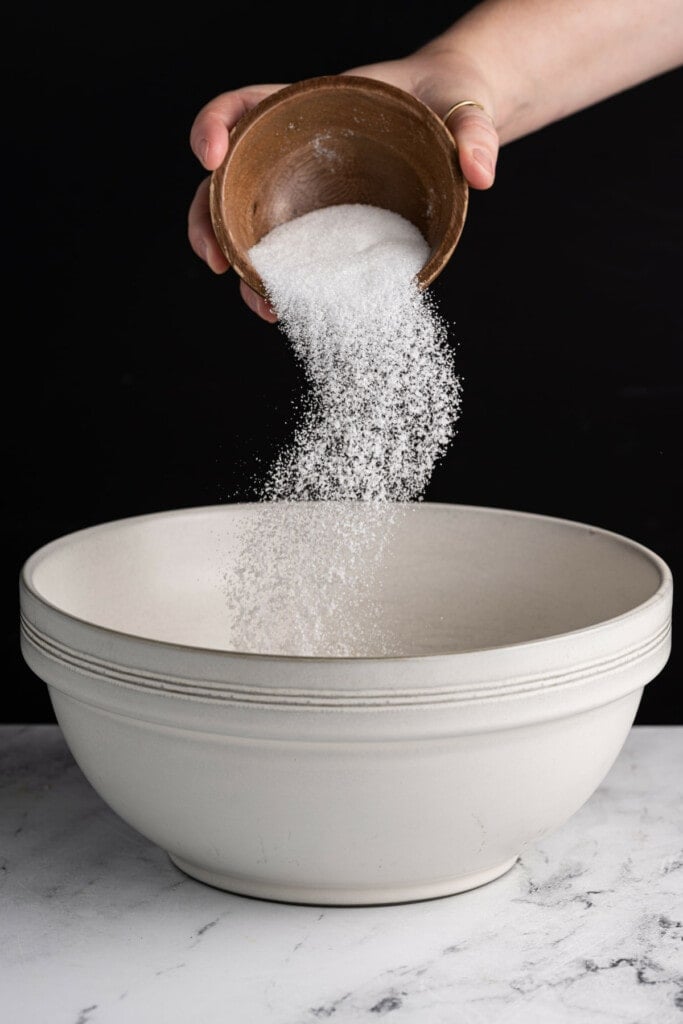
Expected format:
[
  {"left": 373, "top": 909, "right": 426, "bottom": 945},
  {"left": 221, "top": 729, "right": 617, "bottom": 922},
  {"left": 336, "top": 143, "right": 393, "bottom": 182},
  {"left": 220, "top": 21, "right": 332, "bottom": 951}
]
[{"left": 19, "top": 502, "right": 672, "bottom": 905}]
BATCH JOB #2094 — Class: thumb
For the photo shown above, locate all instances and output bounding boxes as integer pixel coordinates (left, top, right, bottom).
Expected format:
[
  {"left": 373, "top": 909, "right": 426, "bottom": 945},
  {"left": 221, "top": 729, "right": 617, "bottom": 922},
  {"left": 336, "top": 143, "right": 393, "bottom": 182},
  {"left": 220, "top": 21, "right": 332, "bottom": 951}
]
[{"left": 444, "top": 103, "right": 499, "bottom": 190}]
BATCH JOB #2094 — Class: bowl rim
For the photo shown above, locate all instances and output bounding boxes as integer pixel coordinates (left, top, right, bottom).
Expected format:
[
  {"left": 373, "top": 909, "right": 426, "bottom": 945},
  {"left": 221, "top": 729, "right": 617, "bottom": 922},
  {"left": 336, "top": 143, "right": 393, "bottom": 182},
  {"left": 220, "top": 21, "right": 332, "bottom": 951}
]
[{"left": 20, "top": 500, "right": 673, "bottom": 665}]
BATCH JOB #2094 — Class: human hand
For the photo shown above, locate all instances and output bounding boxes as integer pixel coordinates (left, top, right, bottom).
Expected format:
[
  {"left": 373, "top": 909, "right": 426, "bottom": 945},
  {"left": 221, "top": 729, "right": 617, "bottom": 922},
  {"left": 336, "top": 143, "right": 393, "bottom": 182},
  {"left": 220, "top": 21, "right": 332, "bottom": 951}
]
[
  {"left": 344, "top": 48, "right": 499, "bottom": 190},
  {"left": 188, "top": 84, "right": 285, "bottom": 323},
  {"left": 188, "top": 54, "right": 499, "bottom": 322}
]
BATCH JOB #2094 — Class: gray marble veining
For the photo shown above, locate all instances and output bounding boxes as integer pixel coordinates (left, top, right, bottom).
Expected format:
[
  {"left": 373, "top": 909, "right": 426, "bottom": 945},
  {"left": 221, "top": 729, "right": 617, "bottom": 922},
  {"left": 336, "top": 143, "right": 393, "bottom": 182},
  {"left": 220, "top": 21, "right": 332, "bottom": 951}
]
[{"left": 1, "top": 725, "right": 682, "bottom": 1023}]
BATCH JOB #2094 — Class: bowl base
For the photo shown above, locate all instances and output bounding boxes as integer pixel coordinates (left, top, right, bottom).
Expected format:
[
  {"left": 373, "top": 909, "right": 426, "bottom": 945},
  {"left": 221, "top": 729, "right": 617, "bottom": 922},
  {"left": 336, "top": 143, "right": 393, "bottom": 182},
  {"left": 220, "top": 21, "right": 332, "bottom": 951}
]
[{"left": 167, "top": 853, "right": 519, "bottom": 906}]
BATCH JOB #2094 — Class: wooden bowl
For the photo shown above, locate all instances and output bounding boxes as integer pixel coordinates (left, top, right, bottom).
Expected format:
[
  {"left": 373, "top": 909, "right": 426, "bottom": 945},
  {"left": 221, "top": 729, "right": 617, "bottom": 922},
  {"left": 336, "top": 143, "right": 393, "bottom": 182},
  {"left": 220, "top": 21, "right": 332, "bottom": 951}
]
[{"left": 209, "top": 75, "right": 469, "bottom": 297}]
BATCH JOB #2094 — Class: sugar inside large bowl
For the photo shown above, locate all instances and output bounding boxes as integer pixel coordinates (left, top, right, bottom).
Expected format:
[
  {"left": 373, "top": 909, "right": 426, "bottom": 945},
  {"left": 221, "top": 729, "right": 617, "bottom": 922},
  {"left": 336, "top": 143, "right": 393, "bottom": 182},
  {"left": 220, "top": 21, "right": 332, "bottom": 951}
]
[{"left": 20, "top": 502, "right": 672, "bottom": 905}]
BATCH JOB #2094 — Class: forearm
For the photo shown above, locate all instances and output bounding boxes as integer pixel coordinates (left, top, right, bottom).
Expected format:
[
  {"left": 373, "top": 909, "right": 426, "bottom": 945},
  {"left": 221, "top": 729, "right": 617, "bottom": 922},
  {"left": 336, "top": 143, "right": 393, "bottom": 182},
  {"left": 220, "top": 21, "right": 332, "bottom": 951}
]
[
  {"left": 417, "top": 0, "right": 683, "bottom": 143},
  {"left": 190, "top": 0, "right": 682, "bottom": 288}
]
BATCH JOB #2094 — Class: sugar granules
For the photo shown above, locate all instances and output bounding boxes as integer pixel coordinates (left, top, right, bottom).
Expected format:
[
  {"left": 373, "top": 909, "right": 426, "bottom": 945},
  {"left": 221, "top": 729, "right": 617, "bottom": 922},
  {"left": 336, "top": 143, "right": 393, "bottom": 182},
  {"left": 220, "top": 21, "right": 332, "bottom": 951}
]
[{"left": 223, "top": 204, "right": 461, "bottom": 656}]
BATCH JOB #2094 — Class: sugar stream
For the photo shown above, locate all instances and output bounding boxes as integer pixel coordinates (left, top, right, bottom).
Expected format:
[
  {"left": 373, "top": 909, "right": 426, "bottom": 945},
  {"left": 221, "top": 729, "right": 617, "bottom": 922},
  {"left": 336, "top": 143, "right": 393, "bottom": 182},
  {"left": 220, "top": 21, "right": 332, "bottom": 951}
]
[{"left": 224, "top": 205, "right": 460, "bottom": 656}]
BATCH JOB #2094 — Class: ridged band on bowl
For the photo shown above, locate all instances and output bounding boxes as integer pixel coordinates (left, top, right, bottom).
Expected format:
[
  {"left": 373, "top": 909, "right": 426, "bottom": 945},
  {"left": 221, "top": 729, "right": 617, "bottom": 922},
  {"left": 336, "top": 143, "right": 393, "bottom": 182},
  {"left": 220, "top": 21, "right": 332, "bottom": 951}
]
[{"left": 20, "top": 607, "right": 671, "bottom": 711}]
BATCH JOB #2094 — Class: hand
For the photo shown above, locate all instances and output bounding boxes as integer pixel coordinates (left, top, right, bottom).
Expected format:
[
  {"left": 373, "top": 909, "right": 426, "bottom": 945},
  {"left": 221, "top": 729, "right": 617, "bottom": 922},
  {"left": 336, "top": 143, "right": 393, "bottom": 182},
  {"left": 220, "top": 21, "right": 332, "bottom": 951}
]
[
  {"left": 188, "top": 84, "right": 284, "bottom": 323},
  {"left": 344, "top": 48, "right": 499, "bottom": 189},
  {"left": 188, "top": 54, "right": 499, "bottom": 322}
]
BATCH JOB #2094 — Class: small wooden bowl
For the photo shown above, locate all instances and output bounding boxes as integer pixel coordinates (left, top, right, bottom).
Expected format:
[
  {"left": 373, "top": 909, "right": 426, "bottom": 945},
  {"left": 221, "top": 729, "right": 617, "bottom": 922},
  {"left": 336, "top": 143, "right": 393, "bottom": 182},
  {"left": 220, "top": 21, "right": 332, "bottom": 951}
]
[{"left": 210, "top": 75, "right": 469, "bottom": 297}]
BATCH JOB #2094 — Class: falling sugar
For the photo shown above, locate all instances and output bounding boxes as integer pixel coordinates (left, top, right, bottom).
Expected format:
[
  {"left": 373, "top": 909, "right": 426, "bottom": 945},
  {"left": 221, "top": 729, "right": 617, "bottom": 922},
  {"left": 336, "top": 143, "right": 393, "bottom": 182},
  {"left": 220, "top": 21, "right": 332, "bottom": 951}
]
[
  {"left": 252, "top": 205, "right": 459, "bottom": 503},
  {"left": 223, "top": 204, "right": 460, "bottom": 656}
]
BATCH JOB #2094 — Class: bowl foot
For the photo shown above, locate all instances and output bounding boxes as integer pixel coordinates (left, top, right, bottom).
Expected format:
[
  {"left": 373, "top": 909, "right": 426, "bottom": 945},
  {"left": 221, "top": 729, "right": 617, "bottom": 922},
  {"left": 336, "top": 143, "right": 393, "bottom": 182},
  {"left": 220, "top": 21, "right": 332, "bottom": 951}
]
[{"left": 167, "top": 853, "right": 519, "bottom": 906}]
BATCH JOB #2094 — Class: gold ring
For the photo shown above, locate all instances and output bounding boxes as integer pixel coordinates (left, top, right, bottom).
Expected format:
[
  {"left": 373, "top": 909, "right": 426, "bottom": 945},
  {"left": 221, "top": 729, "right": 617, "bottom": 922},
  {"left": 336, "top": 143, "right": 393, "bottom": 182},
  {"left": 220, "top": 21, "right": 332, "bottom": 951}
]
[{"left": 443, "top": 100, "right": 494, "bottom": 127}]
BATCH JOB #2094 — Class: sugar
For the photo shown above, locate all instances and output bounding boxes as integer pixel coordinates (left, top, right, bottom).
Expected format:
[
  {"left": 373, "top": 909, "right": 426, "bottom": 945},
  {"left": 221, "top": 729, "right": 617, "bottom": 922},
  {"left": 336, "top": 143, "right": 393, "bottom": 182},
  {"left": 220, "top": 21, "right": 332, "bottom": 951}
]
[
  {"left": 250, "top": 204, "right": 460, "bottom": 503},
  {"left": 223, "top": 203, "right": 460, "bottom": 656},
  {"left": 223, "top": 499, "right": 397, "bottom": 657}
]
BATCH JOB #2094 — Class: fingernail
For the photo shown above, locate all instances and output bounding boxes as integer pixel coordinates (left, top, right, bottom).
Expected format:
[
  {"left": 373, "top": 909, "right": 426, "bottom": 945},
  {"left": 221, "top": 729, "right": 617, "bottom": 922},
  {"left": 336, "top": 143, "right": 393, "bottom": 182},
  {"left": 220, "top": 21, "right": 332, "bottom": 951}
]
[
  {"left": 209, "top": 248, "right": 230, "bottom": 275},
  {"left": 243, "top": 288, "right": 259, "bottom": 313},
  {"left": 199, "top": 138, "right": 210, "bottom": 166},
  {"left": 257, "top": 297, "right": 277, "bottom": 322},
  {"left": 473, "top": 148, "right": 494, "bottom": 175}
]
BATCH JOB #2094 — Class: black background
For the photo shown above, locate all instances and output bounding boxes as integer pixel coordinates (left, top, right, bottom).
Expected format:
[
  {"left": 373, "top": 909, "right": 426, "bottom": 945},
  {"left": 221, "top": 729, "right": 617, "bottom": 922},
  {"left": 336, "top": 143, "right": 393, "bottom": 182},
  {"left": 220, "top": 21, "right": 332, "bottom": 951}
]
[{"left": 5, "top": 3, "right": 681, "bottom": 724}]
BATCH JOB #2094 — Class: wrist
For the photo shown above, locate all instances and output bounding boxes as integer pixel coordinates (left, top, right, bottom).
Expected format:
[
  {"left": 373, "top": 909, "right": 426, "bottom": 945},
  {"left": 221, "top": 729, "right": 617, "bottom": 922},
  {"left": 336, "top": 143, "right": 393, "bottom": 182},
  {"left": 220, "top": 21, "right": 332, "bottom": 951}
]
[
  {"left": 409, "top": 44, "right": 498, "bottom": 120},
  {"left": 410, "top": 36, "right": 522, "bottom": 145}
]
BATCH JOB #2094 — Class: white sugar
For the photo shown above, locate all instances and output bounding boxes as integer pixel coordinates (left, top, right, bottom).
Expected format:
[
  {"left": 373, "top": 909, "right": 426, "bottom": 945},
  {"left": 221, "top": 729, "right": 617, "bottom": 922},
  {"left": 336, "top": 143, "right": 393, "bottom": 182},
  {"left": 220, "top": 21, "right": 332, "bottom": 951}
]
[
  {"left": 250, "top": 204, "right": 460, "bottom": 503},
  {"left": 223, "top": 204, "right": 461, "bottom": 656}
]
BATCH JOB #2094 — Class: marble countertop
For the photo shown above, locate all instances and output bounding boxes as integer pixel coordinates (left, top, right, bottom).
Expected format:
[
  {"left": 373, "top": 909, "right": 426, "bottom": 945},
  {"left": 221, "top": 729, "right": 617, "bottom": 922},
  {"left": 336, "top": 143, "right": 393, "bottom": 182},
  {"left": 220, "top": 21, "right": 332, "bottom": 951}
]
[{"left": 2, "top": 725, "right": 682, "bottom": 1024}]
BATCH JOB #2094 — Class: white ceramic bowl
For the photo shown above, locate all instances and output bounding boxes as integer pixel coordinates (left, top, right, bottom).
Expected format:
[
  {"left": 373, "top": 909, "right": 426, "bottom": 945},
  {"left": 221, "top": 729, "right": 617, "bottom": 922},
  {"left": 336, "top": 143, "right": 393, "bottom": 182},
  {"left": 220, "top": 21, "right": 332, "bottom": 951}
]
[{"left": 20, "top": 502, "right": 672, "bottom": 905}]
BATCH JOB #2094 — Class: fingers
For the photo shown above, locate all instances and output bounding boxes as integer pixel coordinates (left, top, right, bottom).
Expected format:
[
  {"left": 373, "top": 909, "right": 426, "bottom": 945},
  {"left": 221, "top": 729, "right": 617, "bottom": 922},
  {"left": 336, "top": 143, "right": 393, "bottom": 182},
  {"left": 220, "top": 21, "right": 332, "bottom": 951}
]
[
  {"left": 189, "top": 84, "right": 287, "bottom": 318},
  {"left": 361, "top": 49, "right": 500, "bottom": 191},
  {"left": 189, "top": 84, "right": 288, "bottom": 171},
  {"left": 187, "top": 176, "right": 230, "bottom": 274},
  {"left": 239, "top": 279, "right": 278, "bottom": 323},
  {"left": 187, "top": 175, "right": 277, "bottom": 322},
  {"left": 445, "top": 107, "right": 499, "bottom": 190},
  {"left": 188, "top": 176, "right": 277, "bottom": 323}
]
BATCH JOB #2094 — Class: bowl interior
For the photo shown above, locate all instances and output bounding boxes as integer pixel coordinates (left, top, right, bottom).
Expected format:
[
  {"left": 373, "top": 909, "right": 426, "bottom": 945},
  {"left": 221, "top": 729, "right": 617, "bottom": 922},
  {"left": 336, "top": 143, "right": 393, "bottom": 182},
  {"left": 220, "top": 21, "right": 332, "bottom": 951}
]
[
  {"left": 24, "top": 503, "right": 664, "bottom": 658},
  {"left": 210, "top": 75, "right": 468, "bottom": 296}
]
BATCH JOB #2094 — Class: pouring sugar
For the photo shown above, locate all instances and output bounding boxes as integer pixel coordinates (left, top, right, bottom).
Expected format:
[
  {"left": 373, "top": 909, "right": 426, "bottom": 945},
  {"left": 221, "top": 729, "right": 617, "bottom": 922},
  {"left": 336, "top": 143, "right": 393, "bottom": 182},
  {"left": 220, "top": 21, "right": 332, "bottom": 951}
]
[
  {"left": 223, "top": 203, "right": 461, "bottom": 655},
  {"left": 250, "top": 203, "right": 460, "bottom": 503}
]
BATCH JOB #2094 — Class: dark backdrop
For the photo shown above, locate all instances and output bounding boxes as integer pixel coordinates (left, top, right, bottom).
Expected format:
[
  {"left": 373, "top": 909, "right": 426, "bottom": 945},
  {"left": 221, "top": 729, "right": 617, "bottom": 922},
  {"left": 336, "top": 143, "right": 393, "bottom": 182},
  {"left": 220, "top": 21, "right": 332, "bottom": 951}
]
[{"left": 5, "top": 3, "right": 681, "bottom": 724}]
